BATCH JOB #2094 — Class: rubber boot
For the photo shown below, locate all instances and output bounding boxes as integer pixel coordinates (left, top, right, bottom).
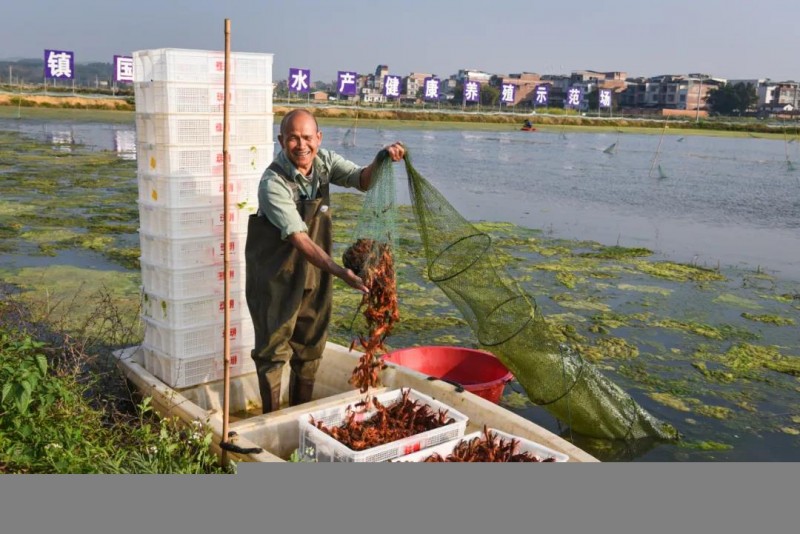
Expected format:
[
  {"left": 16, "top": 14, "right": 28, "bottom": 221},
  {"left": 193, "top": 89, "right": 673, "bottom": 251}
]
[
  {"left": 255, "top": 359, "right": 284, "bottom": 414},
  {"left": 289, "top": 372, "right": 316, "bottom": 407}
]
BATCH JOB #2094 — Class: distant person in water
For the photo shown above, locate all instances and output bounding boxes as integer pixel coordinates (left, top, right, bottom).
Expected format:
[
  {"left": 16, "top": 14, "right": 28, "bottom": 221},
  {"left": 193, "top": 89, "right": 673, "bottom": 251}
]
[{"left": 523, "top": 119, "right": 533, "bottom": 129}]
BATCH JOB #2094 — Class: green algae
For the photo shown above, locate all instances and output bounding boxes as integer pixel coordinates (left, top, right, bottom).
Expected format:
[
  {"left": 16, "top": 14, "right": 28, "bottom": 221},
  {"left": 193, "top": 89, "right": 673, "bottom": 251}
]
[
  {"left": 576, "top": 336, "right": 639, "bottom": 362},
  {"left": 632, "top": 260, "right": 726, "bottom": 282},
  {"left": 649, "top": 392, "right": 693, "bottom": 412},
  {"left": 550, "top": 293, "right": 611, "bottom": 312},
  {"left": 740, "top": 313, "right": 795, "bottom": 326},
  {"left": 500, "top": 390, "right": 534, "bottom": 409},
  {"left": 616, "top": 283, "right": 673, "bottom": 296},
  {"left": 679, "top": 440, "right": 734, "bottom": 451},
  {"left": 579, "top": 246, "right": 653, "bottom": 259},
  {"left": 713, "top": 293, "right": 763, "bottom": 310}
]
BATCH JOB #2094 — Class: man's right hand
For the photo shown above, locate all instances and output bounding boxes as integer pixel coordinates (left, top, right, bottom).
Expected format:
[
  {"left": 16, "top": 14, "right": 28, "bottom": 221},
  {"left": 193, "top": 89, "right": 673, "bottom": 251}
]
[{"left": 340, "top": 268, "right": 369, "bottom": 294}]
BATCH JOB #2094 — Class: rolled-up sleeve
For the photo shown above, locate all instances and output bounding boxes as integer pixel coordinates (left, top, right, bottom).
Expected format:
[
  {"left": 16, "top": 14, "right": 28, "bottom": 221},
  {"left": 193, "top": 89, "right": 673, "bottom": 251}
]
[
  {"left": 258, "top": 175, "right": 308, "bottom": 240},
  {"left": 324, "top": 150, "right": 366, "bottom": 191}
]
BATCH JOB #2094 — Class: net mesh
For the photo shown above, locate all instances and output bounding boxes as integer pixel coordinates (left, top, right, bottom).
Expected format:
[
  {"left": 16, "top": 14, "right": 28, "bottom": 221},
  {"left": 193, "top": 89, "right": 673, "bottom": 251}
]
[
  {"left": 400, "top": 150, "right": 678, "bottom": 441},
  {"left": 342, "top": 151, "right": 399, "bottom": 392}
]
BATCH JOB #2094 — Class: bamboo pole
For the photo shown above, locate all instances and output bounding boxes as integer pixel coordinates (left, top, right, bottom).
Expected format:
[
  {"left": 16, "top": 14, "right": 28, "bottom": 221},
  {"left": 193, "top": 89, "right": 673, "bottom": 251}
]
[{"left": 220, "top": 18, "right": 232, "bottom": 468}]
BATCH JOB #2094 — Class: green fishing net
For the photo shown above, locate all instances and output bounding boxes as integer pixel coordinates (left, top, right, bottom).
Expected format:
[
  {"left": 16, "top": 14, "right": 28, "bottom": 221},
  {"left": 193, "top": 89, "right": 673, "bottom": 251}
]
[{"left": 395, "top": 149, "right": 678, "bottom": 441}]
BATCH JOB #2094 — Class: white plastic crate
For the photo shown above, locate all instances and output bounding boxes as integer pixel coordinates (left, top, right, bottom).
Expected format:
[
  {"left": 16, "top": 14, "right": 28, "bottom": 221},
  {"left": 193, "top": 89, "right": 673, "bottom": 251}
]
[
  {"left": 136, "top": 142, "right": 271, "bottom": 177},
  {"left": 392, "top": 428, "right": 570, "bottom": 463},
  {"left": 142, "top": 316, "right": 255, "bottom": 360},
  {"left": 138, "top": 231, "right": 247, "bottom": 269},
  {"left": 137, "top": 173, "right": 260, "bottom": 208},
  {"left": 135, "top": 113, "right": 273, "bottom": 146},
  {"left": 140, "top": 259, "right": 246, "bottom": 299},
  {"left": 141, "top": 289, "right": 250, "bottom": 329},
  {"left": 133, "top": 48, "right": 273, "bottom": 85},
  {"left": 142, "top": 343, "right": 256, "bottom": 389},
  {"left": 134, "top": 82, "right": 273, "bottom": 115},
  {"left": 138, "top": 200, "right": 255, "bottom": 239},
  {"left": 299, "top": 388, "right": 469, "bottom": 463}
]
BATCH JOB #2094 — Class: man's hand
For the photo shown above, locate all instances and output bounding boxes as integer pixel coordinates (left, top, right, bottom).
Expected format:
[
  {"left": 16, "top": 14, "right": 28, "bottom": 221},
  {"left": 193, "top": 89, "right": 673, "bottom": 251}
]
[
  {"left": 384, "top": 142, "right": 405, "bottom": 162},
  {"left": 340, "top": 268, "right": 369, "bottom": 294}
]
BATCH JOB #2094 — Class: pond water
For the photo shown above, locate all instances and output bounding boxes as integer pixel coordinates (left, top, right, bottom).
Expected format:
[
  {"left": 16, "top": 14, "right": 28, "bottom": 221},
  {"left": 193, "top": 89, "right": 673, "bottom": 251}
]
[{"left": 2, "top": 115, "right": 799, "bottom": 462}]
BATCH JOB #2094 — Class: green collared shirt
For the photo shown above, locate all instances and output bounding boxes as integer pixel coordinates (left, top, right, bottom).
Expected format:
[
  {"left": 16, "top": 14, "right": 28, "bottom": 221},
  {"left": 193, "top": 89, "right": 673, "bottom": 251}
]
[{"left": 258, "top": 148, "right": 366, "bottom": 240}]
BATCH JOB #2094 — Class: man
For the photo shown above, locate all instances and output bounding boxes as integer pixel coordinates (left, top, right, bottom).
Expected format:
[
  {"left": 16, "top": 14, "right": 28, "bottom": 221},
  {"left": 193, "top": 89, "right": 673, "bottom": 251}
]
[{"left": 245, "top": 108, "right": 405, "bottom": 413}]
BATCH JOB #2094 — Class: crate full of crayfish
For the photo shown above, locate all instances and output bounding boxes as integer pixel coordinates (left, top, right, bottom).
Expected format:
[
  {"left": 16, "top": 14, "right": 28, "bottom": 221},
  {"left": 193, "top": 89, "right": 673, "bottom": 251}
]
[
  {"left": 392, "top": 427, "right": 570, "bottom": 463},
  {"left": 298, "top": 388, "right": 469, "bottom": 462}
]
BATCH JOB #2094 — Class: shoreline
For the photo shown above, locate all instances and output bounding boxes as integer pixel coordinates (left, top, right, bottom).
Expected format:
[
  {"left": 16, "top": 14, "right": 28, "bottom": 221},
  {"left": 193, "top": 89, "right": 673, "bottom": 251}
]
[{"left": 0, "top": 97, "right": 794, "bottom": 140}]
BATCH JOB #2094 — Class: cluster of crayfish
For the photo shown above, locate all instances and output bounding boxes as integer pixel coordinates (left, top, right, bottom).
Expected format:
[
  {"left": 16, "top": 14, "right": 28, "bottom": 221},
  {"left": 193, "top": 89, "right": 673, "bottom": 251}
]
[
  {"left": 421, "top": 426, "right": 557, "bottom": 462},
  {"left": 310, "top": 389, "right": 454, "bottom": 451},
  {"left": 342, "top": 238, "right": 399, "bottom": 393}
]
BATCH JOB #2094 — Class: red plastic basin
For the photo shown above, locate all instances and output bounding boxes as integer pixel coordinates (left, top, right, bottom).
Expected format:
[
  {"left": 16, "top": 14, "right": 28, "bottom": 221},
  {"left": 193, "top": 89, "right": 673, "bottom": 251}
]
[{"left": 382, "top": 346, "right": 514, "bottom": 404}]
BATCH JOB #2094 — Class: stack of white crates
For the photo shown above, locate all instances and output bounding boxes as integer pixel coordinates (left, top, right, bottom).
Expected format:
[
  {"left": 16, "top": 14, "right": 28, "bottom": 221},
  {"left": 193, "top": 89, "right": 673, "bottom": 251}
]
[{"left": 133, "top": 48, "right": 274, "bottom": 388}]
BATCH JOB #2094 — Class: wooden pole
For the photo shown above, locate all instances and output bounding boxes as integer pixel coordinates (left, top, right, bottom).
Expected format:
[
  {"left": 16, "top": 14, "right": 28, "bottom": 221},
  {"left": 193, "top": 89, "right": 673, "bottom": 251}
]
[{"left": 220, "top": 17, "right": 232, "bottom": 469}]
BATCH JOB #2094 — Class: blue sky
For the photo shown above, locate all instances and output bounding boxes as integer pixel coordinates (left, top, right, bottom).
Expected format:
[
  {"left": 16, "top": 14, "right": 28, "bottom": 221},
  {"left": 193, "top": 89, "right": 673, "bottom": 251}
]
[{"left": 4, "top": 1, "right": 799, "bottom": 82}]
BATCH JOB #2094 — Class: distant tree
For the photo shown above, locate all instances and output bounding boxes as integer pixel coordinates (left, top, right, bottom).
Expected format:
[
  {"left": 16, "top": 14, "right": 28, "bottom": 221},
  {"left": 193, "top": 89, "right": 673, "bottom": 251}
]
[
  {"left": 706, "top": 82, "right": 758, "bottom": 116},
  {"left": 481, "top": 84, "right": 500, "bottom": 106}
]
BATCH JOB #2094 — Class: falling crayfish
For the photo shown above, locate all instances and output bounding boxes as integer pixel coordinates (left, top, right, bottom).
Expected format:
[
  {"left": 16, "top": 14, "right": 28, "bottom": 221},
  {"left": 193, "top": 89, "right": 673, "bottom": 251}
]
[{"left": 342, "top": 237, "right": 400, "bottom": 393}]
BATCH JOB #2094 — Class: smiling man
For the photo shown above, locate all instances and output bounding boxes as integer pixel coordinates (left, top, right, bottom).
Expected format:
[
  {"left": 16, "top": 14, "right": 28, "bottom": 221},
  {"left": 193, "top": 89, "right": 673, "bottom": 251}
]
[{"left": 245, "top": 108, "right": 404, "bottom": 414}]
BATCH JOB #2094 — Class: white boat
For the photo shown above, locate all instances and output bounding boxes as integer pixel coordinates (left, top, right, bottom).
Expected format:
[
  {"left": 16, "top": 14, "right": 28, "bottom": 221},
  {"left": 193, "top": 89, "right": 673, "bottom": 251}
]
[{"left": 114, "top": 342, "right": 599, "bottom": 463}]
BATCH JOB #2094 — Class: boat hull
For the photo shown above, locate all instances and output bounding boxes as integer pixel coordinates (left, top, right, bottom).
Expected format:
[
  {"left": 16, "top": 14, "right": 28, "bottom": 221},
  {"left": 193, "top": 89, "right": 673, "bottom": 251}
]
[{"left": 115, "top": 342, "right": 598, "bottom": 462}]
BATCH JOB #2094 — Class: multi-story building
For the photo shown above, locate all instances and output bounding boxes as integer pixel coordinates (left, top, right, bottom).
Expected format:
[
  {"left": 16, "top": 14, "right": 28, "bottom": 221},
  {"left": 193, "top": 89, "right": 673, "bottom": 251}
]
[{"left": 621, "top": 74, "right": 724, "bottom": 111}]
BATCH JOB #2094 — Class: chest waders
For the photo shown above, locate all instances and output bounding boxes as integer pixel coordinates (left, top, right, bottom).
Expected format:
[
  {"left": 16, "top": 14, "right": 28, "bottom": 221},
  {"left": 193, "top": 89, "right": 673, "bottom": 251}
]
[{"left": 245, "top": 162, "right": 332, "bottom": 413}]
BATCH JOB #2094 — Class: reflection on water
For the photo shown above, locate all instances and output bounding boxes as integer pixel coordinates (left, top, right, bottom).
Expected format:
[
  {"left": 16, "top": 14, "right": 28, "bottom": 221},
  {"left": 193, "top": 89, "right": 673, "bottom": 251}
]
[
  {"left": 50, "top": 130, "right": 74, "bottom": 152},
  {"left": 0, "top": 117, "right": 136, "bottom": 161},
  {"left": 114, "top": 129, "right": 137, "bottom": 160}
]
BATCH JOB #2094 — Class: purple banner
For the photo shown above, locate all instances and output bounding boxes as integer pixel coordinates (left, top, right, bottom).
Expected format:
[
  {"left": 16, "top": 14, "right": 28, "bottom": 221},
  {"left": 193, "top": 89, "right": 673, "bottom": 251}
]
[
  {"left": 384, "top": 75, "right": 401, "bottom": 98},
  {"left": 113, "top": 55, "right": 134, "bottom": 84},
  {"left": 500, "top": 83, "right": 516, "bottom": 104},
  {"left": 565, "top": 86, "right": 584, "bottom": 109},
  {"left": 44, "top": 49, "right": 74, "bottom": 79},
  {"left": 423, "top": 77, "right": 440, "bottom": 101},
  {"left": 599, "top": 88, "right": 613, "bottom": 108},
  {"left": 534, "top": 84, "right": 549, "bottom": 106},
  {"left": 289, "top": 67, "right": 311, "bottom": 93},
  {"left": 463, "top": 80, "right": 480, "bottom": 103},
  {"left": 337, "top": 71, "right": 358, "bottom": 96}
]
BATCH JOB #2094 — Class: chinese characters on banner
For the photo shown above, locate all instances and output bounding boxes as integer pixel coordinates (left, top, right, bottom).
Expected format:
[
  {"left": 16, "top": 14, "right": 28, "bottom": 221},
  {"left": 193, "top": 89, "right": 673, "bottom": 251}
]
[
  {"left": 566, "top": 86, "right": 583, "bottom": 109},
  {"left": 384, "top": 74, "right": 401, "bottom": 98},
  {"left": 599, "top": 89, "right": 612, "bottom": 109},
  {"left": 534, "top": 85, "right": 549, "bottom": 107},
  {"left": 289, "top": 68, "right": 311, "bottom": 93},
  {"left": 114, "top": 55, "right": 134, "bottom": 84},
  {"left": 500, "top": 83, "right": 516, "bottom": 105},
  {"left": 44, "top": 49, "right": 74, "bottom": 79},
  {"left": 463, "top": 80, "right": 480, "bottom": 103},
  {"left": 337, "top": 71, "right": 358, "bottom": 96},
  {"left": 423, "top": 77, "right": 440, "bottom": 101}
]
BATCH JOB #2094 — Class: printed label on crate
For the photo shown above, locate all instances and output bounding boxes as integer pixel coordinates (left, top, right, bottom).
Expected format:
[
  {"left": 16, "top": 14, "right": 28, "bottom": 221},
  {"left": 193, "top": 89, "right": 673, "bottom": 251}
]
[
  {"left": 213, "top": 352, "right": 240, "bottom": 371},
  {"left": 210, "top": 87, "right": 236, "bottom": 112}
]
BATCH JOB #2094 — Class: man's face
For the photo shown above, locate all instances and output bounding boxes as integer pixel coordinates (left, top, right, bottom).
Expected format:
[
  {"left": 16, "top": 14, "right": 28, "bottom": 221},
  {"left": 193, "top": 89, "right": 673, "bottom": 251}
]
[{"left": 278, "top": 113, "right": 322, "bottom": 174}]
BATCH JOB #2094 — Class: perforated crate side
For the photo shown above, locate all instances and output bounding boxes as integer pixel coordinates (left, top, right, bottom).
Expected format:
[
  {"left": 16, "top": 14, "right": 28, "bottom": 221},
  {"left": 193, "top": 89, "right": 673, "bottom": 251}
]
[
  {"left": 140, "top": 259, "right": 246, "bottom": 300},
  {"left": 141, "top": 289, "right": 250, "bottom": 329},
  {"left": 137, "top": 173, "right": 261, "bottom": 208},
  {"left": 142, "top": 343, "right": 256, "bottom": 388},
  {"left": 138, "top": 201, "right": 254, "bottom": 239},
  {"left": 133, "top": 49, "right": 273, "bottom": 85},
  {"left": 138, "top": 231, "right": 247, "bottom": 269},
  {"left": 136, "top": 142, "right": 271, "bottom": 177},
  {"left": 141, "top": 316, "right": 255, "bottom": 360},
  {"left": 135, "top": 113, "right": 273, "bottom": 146},
  {"left": 134, "top": 82, "right": 274, "bottom": 115}
]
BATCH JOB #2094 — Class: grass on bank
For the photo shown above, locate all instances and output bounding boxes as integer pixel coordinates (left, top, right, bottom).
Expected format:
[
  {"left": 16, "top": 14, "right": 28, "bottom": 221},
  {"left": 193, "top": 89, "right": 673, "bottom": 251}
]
[{"left": 0, "top": 293, "right": 231, "bottom": 474}]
